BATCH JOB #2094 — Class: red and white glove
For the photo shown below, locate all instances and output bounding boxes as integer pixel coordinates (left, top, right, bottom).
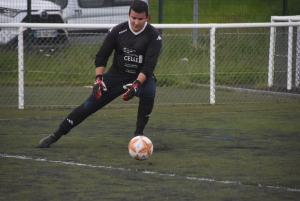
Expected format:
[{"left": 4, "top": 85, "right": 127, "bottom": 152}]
[
  {"left": 92, "top": 74, "right": 107, "bottom": 99},
  {"left": 122, "top": 80, "right": 141, "bottom": 101}
]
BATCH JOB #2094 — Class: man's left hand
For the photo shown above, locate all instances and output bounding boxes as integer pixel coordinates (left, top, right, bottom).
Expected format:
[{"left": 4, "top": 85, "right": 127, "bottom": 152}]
[{"left": 122, "top": 80, "right": 141, "bottom": 101}]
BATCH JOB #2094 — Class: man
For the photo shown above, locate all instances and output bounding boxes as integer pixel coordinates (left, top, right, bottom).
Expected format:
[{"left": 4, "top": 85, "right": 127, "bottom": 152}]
[{"left": 38, "top": 0, "right": 162, "bottom": 148}]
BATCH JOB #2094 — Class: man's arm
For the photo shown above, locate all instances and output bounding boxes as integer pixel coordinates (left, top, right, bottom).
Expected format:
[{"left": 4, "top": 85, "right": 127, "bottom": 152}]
[
  {"left": 136, "top": 72, "right": 146, "bottom": 84},
  {"left": 93, "top": 66, "right": 107, "bottom": 99},
  {"left": 95, "top": 66, "right": 106, "bottom": 76},
  {"left": 94, "top": 25, "right": 118, "bottom": 69},
  {"left": 140, "top": 29, "right": 162, "bottom": 79}
]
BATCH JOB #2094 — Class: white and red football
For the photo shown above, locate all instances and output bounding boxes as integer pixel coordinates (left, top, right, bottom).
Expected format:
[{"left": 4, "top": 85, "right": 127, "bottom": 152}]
[{"left": 128, "top": 136, "right": 153, "bottom": 160}]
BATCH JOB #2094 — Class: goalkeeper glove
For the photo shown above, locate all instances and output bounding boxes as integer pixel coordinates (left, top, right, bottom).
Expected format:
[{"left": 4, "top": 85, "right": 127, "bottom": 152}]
[
  {"left": 122, "top": 80, "right": 141, "bottom": 101},
  {"left": 93, "top": 74, "right": 107, "bottom": 99}
]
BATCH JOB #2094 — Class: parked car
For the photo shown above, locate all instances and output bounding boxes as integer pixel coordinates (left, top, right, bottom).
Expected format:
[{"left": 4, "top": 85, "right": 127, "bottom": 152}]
[{"left": 0, "top": 0, "right": 68, "bottom": 48}]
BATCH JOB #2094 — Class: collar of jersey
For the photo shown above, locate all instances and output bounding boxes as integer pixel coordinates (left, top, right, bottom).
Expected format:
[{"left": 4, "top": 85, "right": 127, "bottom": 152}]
[{"left": 128, "top": 20, "right": 148, "bottom": 35}]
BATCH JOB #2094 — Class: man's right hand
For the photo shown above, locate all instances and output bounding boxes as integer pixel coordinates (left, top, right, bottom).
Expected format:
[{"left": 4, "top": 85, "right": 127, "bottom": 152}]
[{"left": 92, "top": 74, "right": 107, "bottom": 99}]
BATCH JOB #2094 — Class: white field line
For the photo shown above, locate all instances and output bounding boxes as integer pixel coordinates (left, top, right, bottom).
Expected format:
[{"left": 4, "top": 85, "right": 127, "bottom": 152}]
[{"left": 1, "top": 153, "right": 300, "bottom": 192}]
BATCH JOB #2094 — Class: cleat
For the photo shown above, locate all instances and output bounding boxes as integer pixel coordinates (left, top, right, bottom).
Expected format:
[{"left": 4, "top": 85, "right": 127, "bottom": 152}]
[{"left": 38, "top": 134, "right": 59, "bottom": 148}]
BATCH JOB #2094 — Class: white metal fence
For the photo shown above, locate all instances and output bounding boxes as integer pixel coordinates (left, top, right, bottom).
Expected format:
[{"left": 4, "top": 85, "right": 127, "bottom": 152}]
[{"left": 0, "top": 21, "right": 300, "bottom": 109}]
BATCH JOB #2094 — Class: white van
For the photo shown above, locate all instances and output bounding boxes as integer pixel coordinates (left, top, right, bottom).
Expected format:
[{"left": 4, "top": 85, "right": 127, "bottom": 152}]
[
  {"left": 0, "top": 0, "right": 68, "bottom": 47},
  {"left": 46, "top": 0, "right": 149, "bottom": 31},
  {"left": 0, "top": 0, "right": 149, "bottom": 46}
]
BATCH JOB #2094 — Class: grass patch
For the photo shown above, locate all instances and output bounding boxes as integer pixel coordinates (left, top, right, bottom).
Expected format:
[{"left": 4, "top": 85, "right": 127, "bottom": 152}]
[
  {"left": 149, "top": 0, "right": 300, "bottom": 24},
  {"left": 0, "top": 103, "right": 300, "bottom": 200}
]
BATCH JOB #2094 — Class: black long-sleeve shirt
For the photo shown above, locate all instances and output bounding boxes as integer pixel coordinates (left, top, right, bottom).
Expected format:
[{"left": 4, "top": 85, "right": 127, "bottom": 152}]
[{"left": 94, "top": 21, "right": 162, "bottom": 79}]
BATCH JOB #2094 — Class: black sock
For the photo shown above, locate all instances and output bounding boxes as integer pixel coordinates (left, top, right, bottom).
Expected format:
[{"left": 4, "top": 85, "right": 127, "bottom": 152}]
[
  {"left": 53, "top": 129, "right": 64, "bottom": 139},
  {"left": 134, "top": 98, "right": 154, "bottom": 135}
]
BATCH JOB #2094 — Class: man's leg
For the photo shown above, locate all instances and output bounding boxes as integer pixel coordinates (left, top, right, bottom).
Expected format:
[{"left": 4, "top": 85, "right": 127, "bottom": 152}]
[
  {"left": 134, "top": 75, "right": 156, "bottom": 136},
  {"left": 38, "top": 94, "right": 110, "bottom": 148},
  {"left": 38, "top": 103, "right": 92, "bottom": 148},
  {"left": 134, "top": 97, "right": 154, "bottom": 135},
  {"left": 39, "top": 74, "right": 130, "bottom": 148}
]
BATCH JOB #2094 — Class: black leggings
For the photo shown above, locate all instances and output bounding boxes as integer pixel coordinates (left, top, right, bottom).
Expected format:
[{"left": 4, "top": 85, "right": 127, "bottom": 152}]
[{"left": 58, "top": 73, "right": 156, "bottom": 135}]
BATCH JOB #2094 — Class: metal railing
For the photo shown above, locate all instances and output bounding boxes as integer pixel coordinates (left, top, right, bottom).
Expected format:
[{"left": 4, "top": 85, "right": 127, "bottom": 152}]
[{"left": 1, "top": 21, "right": 300, "bottom": 109}]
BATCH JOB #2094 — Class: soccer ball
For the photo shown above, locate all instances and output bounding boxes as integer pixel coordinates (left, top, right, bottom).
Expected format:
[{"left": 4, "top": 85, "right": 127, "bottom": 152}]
[{"left": 128, "top": 136, "right": 153, "bottom": 160}]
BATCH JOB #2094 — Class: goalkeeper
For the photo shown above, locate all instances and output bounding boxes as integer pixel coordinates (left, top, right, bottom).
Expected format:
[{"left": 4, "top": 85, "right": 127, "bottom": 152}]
[{"left": 38, "top": 0, "right": 162, "bottom": 148}]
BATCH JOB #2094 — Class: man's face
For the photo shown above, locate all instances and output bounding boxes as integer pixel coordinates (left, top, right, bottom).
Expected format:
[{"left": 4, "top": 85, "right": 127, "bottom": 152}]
[{"left": 129, "top": 10, "right": 148, "bottom": 32}]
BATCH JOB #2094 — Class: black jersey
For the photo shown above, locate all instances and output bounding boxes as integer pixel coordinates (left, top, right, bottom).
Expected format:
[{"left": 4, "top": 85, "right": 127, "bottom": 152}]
[{"left": 94, "top": 21, "right": 162, "bottom": 79}]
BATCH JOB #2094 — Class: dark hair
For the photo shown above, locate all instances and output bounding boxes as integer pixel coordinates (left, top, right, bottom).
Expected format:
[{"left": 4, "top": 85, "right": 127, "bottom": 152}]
[{"left": 129, "top": 0, "right": 149, "bottom": 17}]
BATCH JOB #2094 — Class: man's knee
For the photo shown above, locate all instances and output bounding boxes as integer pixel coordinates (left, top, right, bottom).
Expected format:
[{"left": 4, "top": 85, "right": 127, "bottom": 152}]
[{"left": 137, "top": 78, "right": 156, "bottom": 99}]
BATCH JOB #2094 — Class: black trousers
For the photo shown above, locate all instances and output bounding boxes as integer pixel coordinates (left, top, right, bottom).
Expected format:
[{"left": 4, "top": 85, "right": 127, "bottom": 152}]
[{"left": 57, "top": 73, "right": 156, "bottom": 135}]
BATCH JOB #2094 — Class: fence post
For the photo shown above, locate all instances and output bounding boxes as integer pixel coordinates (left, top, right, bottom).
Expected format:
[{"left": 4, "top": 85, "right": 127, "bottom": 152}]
[
  {"left": 210, "top": 27, "right": 216, "bottom": 105},
  {"left": 193, "top": 0, "right": 198, "bottom": 47},
  {"left": 27, "top": 0, "right": 32, "bottom": 52},
  {"left": 158, "top": 0, "right": 163, "bottom": 34},
  {"left": 18, "top": 26, "right": 24, "bottom": 109},
  {"left": 287, "top": 24, "right": 293, "bottom": 90},
  {"left": 268, "top": 17, "right": 275, "bottom": 88},
  {"left": 295, "top": 26, "right": 300, "bottom": 87},
  {"left": 282, "top": 0, "right": 288, "bottom": 16}
]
